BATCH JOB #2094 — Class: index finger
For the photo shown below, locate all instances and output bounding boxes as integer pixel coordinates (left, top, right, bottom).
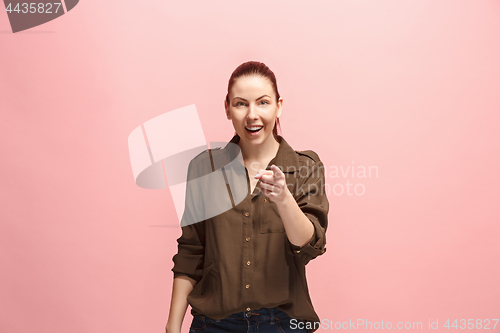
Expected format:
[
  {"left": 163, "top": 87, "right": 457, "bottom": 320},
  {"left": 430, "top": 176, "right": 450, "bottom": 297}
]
[
  {"left": 271, "top": 165, "right": 285, "bottom": 178},
  {"left": 254, "top": 168, "right": 273, "bottom": 178}
]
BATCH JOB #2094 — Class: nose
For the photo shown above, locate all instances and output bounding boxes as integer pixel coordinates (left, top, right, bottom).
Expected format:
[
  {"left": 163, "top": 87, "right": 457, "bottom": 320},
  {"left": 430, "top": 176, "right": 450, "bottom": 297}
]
[{"left": 246, "top": 104, "right": 258, "bottom": 120}]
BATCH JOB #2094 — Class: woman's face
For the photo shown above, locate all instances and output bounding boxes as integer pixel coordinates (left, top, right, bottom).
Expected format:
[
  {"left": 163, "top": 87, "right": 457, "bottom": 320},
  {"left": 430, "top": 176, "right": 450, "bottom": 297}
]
[{"left": 225, "top": 75, "right": 282, "bottom": 147}]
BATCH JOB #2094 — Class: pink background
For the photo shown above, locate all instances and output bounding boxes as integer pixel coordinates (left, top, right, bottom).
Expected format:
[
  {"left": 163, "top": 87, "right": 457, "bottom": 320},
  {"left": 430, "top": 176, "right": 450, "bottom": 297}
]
[{"left": 1, "top": 0, "right": 499, "bottom": 332}]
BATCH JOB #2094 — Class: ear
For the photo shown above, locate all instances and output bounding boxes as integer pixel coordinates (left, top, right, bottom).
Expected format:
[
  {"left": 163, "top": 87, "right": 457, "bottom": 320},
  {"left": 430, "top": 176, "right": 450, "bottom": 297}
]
[
  {"left": 224, "top": 100, "right": 231, "bottom": 120},
  {"left": 276, "top": 98, "right": 283, "bottom": 119}
]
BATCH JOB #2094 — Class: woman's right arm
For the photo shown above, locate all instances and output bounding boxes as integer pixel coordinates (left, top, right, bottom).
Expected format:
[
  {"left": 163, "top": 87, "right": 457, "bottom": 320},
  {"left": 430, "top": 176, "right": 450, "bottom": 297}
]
[
  {"left": 167, "top": 157, "right": 207, "bottom": 332},
  {"left": 168, "top": 221, "right": 205, "bottom": 332},
  {"left": 165, "top": 275, "right": 197, "bottom": 333}
]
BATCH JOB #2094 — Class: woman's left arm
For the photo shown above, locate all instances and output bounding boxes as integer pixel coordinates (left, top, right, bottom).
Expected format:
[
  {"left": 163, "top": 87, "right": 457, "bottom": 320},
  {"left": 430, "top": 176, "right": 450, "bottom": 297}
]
[
  {"left": 271, "top": 181, "right": 315, "bottom": 247},
  {"left": 256, "top": 160, "right": 329, "bottom": 265}
]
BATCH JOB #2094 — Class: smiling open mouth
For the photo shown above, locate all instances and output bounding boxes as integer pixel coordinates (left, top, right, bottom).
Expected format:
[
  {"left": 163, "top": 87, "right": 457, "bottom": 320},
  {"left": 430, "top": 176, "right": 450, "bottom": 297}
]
[{"left": 245, "top": 126, "right": 263, "bottom": 133}]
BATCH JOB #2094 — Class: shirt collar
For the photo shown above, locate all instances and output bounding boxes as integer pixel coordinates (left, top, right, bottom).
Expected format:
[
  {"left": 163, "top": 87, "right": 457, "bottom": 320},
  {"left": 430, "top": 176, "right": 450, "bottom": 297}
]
[{"left": 225, "top": 133, "right": 300, "bottom": 173}]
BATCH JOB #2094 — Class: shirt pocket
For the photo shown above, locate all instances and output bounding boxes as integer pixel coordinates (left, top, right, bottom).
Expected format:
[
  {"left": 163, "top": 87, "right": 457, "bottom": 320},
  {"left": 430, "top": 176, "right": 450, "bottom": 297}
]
[{"left": 260, "top": 198, "right": 285, "bottom": 233}]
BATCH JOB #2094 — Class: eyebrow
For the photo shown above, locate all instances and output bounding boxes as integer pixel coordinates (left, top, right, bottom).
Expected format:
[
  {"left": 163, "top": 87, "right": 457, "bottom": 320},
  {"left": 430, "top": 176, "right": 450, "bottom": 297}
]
[{"left": 233, "top": 95, "right": 271, "bottom": 102}]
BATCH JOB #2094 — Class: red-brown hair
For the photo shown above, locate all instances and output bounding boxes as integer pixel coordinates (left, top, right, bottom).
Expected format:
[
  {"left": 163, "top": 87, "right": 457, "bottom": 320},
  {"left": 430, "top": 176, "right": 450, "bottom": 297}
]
[{"left": 225, "top": 61, "right": 281, "bottom": 140}]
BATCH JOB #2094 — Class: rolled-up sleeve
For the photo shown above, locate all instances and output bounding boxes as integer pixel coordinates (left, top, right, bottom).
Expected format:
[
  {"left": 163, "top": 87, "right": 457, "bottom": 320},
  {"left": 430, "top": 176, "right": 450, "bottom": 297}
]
[
  {"left": 171, "top": 158, "right": 206, "bottom": 282},
  {"left": 289, "top": 159, "right": 329, "bottom": 265},
  {"left": 172, "top": 222, "right": 205, "bottom": 282}
]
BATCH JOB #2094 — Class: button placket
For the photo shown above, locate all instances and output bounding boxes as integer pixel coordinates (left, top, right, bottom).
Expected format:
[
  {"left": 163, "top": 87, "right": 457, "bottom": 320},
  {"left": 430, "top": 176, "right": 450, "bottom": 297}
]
[{"left": 242, "top": 205, "right": 254, "bottom": 310}]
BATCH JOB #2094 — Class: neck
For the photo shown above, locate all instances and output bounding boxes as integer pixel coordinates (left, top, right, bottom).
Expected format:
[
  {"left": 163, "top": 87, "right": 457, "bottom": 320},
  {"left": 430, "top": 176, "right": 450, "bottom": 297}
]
[{"left": 237, "top": 134, "right": 280, "bottom": 162}]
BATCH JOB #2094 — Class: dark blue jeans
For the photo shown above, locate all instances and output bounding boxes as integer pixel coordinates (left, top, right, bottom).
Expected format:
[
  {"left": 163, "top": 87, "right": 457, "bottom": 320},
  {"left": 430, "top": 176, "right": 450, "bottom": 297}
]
[{"left": 189, "top": 307, "right": 308, "bottom": 333}]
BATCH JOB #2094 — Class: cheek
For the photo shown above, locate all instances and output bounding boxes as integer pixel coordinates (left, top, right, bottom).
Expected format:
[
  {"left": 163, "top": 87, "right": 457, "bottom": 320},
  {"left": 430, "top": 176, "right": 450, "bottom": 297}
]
[
  {"left": 228, "top": 113, "right": 242, "bottom": 122},
  {"left": 265, "top": 115, "right": 277, "bottom": 125},
  {"left": 231, "top": 115, "right": 245, "bottom": 127},
  {"left": 233, "top": 115, "right": 245, "bottom": 124}
]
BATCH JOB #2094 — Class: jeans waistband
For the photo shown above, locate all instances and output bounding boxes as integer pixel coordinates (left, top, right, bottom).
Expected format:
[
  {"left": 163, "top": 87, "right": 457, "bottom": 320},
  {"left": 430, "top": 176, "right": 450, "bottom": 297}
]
[{"left": 225, "top": 307, "right": 289, "bottom": 320}]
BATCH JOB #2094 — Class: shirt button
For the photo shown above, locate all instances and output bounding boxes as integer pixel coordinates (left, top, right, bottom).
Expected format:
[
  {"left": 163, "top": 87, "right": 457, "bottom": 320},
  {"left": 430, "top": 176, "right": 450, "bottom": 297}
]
[
  {"left": 246, "top": 284, "right": 250, "bottom": 289},
  {"left": 245, "top": 237, "right": 250, "bottom": 242},
  {"left": 246, "top": 261, "right": 251, "bottom": 266},
  {"left": 263, "top": 198, "right": 268, "bottom": 202},
  {"left": 296, "top": 250, "right": 301, "bottom": 253},
  {"left": 246, "top": 307, "right": 251, "bottom": 311},
  {"left": 244, "top": 212, "right": 250, "bottom": 217}
]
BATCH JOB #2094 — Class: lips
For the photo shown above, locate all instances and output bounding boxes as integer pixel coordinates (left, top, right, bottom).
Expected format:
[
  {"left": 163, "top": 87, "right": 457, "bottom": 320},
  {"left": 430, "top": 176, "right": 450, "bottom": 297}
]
[
  {"left": 245, "top": 126, "right": 263, "bottom": 134},
  {"left": 245, "top": 125, "right": 264, "bottom": 132}
]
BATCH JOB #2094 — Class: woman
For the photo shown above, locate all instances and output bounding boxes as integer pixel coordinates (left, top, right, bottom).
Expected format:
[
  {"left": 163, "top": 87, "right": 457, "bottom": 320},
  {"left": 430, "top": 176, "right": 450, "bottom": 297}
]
[{"left": 166, "top": 61, "right": 329, "bottom": 333}]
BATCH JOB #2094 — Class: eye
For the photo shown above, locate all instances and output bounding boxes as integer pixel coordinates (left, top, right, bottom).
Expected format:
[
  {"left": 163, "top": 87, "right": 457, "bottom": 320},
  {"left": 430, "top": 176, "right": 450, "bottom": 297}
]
[
  {"left": 260, "top": 100, "right": 270, "bottom": 105},
  {"left": 235, "top": 101, "right": 246, "bottom": 106}
]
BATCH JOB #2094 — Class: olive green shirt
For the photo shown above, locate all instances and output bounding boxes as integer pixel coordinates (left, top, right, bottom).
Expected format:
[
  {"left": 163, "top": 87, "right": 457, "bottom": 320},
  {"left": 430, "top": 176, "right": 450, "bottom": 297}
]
[{"left": 171, "top": 134, "right": 329, "bottom": 332}]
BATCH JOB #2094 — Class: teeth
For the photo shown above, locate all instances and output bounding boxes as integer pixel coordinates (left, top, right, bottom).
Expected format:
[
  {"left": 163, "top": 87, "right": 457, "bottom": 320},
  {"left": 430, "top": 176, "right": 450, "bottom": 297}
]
[{"left": 246, "top": 126, "right": 263, "bottom": 130}]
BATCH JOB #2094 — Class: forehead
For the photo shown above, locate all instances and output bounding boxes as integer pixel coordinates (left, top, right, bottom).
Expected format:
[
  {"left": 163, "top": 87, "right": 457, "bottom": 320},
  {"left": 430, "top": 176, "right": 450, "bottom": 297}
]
[{"left": 231, "top": 75, "right": 274, "bottom": 98}]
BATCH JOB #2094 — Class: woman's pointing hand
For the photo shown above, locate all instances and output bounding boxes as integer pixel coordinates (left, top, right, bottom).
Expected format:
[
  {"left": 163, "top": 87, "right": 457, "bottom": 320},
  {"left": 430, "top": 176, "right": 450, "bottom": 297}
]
[{"left": 254, "top": 165, "right": 291, "bottom": 204}]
